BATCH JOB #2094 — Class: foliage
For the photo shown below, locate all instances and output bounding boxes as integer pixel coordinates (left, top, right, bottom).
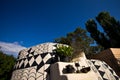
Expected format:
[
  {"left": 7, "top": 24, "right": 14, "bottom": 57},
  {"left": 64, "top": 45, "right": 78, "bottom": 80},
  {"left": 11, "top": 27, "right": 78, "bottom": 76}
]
[
  {"left": 0, "top": 51, "right": 16, "bottom": 80},
  {"left": 86, "top": 12, "right": 120, "bottom": 49},
  {"left": 54, "top": 44, "right": 73, "bottom": 57},
  {"left": 86, "top": 45, "right": 104, "bottom": 58},
  {"left": 54, "top": 27, "right": 96, "bottom": 58}
]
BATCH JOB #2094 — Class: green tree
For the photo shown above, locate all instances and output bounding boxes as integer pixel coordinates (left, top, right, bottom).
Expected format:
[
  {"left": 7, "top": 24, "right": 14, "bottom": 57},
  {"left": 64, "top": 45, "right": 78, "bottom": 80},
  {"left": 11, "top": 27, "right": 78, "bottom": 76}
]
[
  {"left": 86, "top": 12, "right": 120, "bottom": 48},
  {"left": 0, "top": 51, "right": 16, "bottom": 80},
  {"left": 54, "top": 27, "right": 94, "bottom": 58}
]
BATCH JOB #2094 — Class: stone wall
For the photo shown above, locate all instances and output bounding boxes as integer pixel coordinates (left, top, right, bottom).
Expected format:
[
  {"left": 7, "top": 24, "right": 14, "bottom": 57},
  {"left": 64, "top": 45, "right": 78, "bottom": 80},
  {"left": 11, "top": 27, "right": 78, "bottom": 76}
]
[
  {"left": 50, "top": 60, "right": 119, "bottom": 80},
  {"left": 11, "top": 42, "right": 57, "bottom": 80},
  {"left": 11, "top": 43, "right": 120, "bottom": 80}
]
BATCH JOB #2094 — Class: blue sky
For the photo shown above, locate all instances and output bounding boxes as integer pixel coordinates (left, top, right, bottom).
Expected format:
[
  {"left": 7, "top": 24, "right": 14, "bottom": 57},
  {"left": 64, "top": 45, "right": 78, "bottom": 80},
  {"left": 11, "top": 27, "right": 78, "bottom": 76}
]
[{"left": 0, "top": 0, "right": 120, "bottom": 48}]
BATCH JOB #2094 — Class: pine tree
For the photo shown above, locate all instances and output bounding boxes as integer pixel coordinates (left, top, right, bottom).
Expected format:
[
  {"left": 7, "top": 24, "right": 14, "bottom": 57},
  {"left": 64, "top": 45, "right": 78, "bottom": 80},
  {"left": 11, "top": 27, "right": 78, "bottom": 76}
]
[
  {"left": 54, "top": 27, "right": 94, "bottom": 58},
  {"left": 86, "top": 12, "right": 120, "bottom": 48}
]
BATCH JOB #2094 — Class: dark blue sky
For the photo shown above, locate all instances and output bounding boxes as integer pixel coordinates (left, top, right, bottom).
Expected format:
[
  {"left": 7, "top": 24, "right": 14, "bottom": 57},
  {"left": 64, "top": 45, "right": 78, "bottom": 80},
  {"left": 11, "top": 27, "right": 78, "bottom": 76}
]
[{"left": 0, "top": 0, "right": 120, "bottom": 47}]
